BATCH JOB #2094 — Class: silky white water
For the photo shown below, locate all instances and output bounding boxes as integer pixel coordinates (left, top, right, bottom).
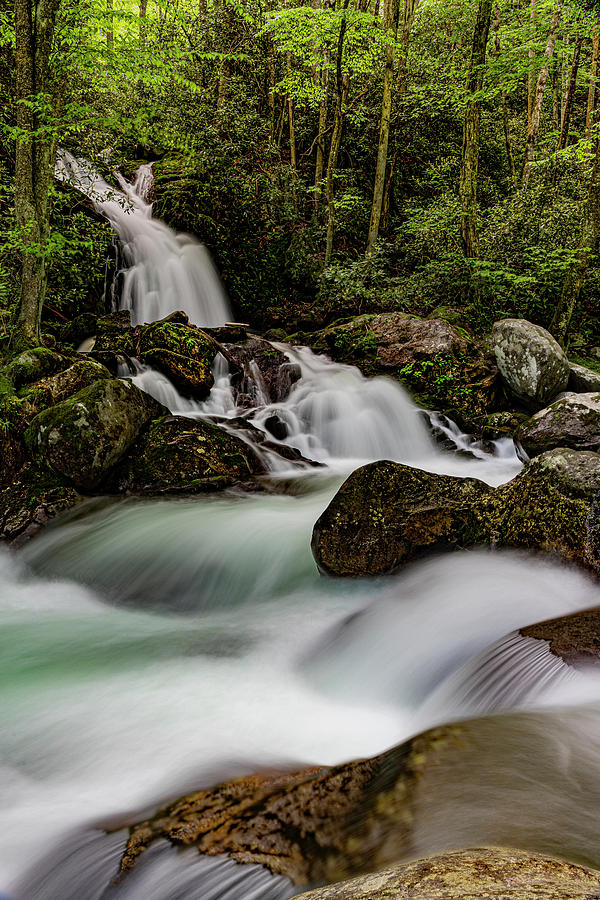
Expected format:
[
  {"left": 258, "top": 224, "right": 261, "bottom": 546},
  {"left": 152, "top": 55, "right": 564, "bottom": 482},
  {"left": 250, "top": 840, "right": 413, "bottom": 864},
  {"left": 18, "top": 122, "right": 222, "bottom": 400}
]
[
  {"left": 55, "top": 151, "right": 231, "bottom": 327},
  {"left": 3, "top": 157, "right": 597, "bottom": 897}
]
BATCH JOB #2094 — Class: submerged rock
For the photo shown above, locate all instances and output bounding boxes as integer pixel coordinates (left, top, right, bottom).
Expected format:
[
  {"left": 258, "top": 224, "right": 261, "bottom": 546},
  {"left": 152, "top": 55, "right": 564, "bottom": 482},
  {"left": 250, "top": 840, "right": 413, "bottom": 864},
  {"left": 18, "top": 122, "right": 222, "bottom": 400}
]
[
  {"left": 294, "top": 849, "right": 600, "bottom": 899},
  {"left": 491, "top": 319, "right": 569, "bottom": 406},
  {"left": 311, "top": 450, "right": 600, "bottom": 577},
  {"left": 25, "top": 378, "right": 166, "bottom": 491},
  {"left": 138, "top": 320, "right": 217, "bottom": 399},
  {"left": 108, "top": 415, "right": 263, "bottom": 493},
  {"left": 517, "top": 393, "right": 600, "bottom": 456},
  {"left": 311, "top": 461, "right": 491, "bottom": 577}
]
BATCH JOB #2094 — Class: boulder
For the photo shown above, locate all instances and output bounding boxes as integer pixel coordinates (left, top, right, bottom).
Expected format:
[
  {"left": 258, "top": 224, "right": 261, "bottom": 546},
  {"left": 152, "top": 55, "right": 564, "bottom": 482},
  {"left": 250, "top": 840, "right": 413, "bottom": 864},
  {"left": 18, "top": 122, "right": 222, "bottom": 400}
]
[
  {"left": 516, "top": 394, "right": 600, "bottom": 457},
  {"left": 0, "top": 430, "right": 24, "bottom": 486},
  {"left": 569, "top": 362, "right": 600, "bottom": 393},
  {"left": 306, "top": 313, "right": 498, "bottom": 424},
  {"left": 521, "top": 607, "right": 600, "bottom": 668},
  {"left": 108, "top": 415, "right": 263, "bottom": 493},
  {"left": 294, "top": 849, "right": 600, "bottom": 899},
  {"left": 116, "top": 710, "right": 600, "bottom": 889},
  {"left": 5, "top": 347, "right": 71, "bottom": 389},
  {"left": 138, "top": 320, "right": 217, "bottom": 399},
  {"left": 311, "top": 450, "right": 600, "bottom": 577},
  {"left": 24, "top": 378, "right": 166, "bottom": 491},
  {"left": 22, "top": 359, "right": 112, "bottom": 416},
  {"left": 223, "top": 336, "right": 298, "bottom": 405},
  {"left": 311, "top": 461, "right": 491, "bottom": 577},
  {"left": 491, "top": 319, "right": 569, "bottom": 406},
  {"left": 0, "top": 465, "right": 81, "bottom": 545}
]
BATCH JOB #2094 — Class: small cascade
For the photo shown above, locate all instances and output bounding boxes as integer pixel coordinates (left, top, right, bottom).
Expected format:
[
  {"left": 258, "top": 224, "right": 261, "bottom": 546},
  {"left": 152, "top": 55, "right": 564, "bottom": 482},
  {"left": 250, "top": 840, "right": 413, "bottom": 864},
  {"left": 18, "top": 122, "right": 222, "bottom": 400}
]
[{"left": 55, "top": 150, "right": 231, "bottom": 327}]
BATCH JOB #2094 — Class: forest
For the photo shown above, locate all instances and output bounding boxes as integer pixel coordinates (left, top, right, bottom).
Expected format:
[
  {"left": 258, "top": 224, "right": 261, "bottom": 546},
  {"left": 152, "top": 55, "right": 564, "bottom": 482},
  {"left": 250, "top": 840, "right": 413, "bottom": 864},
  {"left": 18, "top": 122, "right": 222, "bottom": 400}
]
[{"left": 5, "top": 0, "right": 600, "bottom": 898}]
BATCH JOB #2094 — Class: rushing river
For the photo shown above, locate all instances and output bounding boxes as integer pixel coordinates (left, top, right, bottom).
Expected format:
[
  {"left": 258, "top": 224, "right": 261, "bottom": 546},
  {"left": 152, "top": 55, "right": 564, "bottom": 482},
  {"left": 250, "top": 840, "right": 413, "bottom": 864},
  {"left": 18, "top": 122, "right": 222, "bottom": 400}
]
[{"left": 4, "top": 158, "right": 600, "bottom": 898}]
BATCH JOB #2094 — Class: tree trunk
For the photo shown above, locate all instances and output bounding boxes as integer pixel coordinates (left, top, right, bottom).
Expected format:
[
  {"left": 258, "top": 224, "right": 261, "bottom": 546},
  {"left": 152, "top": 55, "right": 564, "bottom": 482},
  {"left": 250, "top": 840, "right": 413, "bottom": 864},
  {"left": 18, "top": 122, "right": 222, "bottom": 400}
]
[
  {"left": 557, "top": 34, "right": 583, "bottom": 151},
  {"left": 287, "top": 52, "right": 297, "bottom": 211},
  {"left": 139, "top": 0, "right": 148, "bottom": 45},
  {"left": 494, "top": 3, "right": 517, "bottom": 191},
  {"left": 396, "top": 0, "right": 418, "bottom": 98},
  {"left": 586, "top": 32, "right": 600, "bottom": 139},
  {"left": 324, "top": 0, "right": 351, "bottom": 266},
  {"left": 459, "top": 0, "right": 494, "bottom": 260},
  {"left": 550, "top": 129, "right": 600, "bottom": 345},
  {"left": 13, "top": 0, "right": 61, "bottom": 352},
  {"left": 106, "top": 0, "right": 113, "bottom": 48},
  {"left": 314, "top": 0, "right": 334, "bottom": 208},
  {"left": 527, "top": 0, "right": 537, "bottom": 129},
  {"left": 522, "top": 0, "right": 563, "bottom": 185},
  {"left": 366, "top": 0, "right": 400, "bottom": 254}
]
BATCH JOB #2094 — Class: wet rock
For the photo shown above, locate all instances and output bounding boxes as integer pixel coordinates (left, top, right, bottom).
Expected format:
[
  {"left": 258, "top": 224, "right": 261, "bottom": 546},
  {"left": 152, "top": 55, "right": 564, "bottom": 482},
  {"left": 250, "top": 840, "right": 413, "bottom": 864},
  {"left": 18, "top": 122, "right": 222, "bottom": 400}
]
[
  {"left": 0, "top": 430, "right": 24, "bottom": 486},
  {"left": 311, "top": 450, "right": 600, "bottom": 577},
  {"left": 5, "top": 347, "right": 72, "bottom": 389},
  {"left": 24, "top": 378, "right": 166, "bottom": 491},
  {"left": 264, "top": 414, "right": 289, "bottom": 441},
  {"left": 294, "top": 849, "right": 600, "bottom": 899},
  {"left": 21, "top": 359, "right": 112, "bottom": 416},
  {"left": 93, "top": 310, "right": 136, "bottom": 363},
  {"left": 482, "top": 410, "right": 528, "bottom": 440},
  {"left": 491, "top": 319, "right": 569, "bottom": 406},
  {"left": 108, "top": 415, "right": 263, "bottom": 493},
  {"left": 223, "top": 336, "right": 297, "bottom": 405},
  {"left": 0, "top": 465, "right": 81, "bottom": 544},
  {"left": 569, "top": 362, "right": 600, "bottom": 393},
  {"left": 516, "top": 393, "right": 600, "bottom": 457},
  {"left": 521, "top": 607, "right": 600, "bottom": 668},
  {"left": 310, "top": 313, "right": 497, "bottom": 422},
  {"left": 138, "top": 320, "right": 217, "bottom": 399},
  {"left": 311, "top": 461, "right": 491, "bottom": 577}
]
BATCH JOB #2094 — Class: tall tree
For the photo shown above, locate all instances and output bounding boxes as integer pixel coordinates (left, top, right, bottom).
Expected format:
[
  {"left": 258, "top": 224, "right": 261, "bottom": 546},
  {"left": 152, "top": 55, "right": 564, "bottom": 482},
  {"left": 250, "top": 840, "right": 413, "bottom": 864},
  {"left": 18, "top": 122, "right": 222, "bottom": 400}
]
[
  {"left": 13, "top": 0, "right": 63, "bottom": 351},
  {"left": 459, "top": 0, "right": 494, "bottom": 260},
  {"left": 557, "top": 33, "right": 583, "bottom": 151},
  {"left": 366, "top": 0, "right": 401, "bottom": 254},
  {"left": 521, "top": 0, "right": 563, "bottom": 185},
  {"left": 324, "top": 0, "right": 351, "bottom": 266},
  {"left": 586, "top": 31, "right": 600, "bottom": 138}
]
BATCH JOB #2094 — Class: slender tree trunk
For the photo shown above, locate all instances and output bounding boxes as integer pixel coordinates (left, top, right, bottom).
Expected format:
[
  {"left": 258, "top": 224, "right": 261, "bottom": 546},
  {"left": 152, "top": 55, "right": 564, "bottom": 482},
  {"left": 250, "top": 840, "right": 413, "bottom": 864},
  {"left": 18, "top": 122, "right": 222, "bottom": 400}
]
[
  {"left": 557, "top": 34, "right": 583, "bottom": 151},
  {"left": 13, "top": 0, "right": 60, "bottom": 352},
  {"left": 396, "top": 0, "right": 418, "bottom": 98},
  {"left": 314, "top": 0, "right": 334, "bottom": 207},
  {"left": 287, "top": 53, "right": 297, "bottom": 211},
  {"left": 527, "top": 0, "right": 537, "bottom": 129},
  {"left": 550, "top": 126, "right": 600, "bottom": 345},
  {"left": 459, "top": 0, "right": 494, "bottom": 260},
  {"left": 139, "top": 0, "right": 148, "bottom": 45},
  {"left": 366, "top": 0, "right": 400, "bottom": 254},
  {"left": 521, "top": 0, "right": 563, "bottom": 185},
  {"left": 586, "top": 33, "right": 600, "bottom": 138},
  {"left": 106, "top": 0, "right": 113, "bottom": 48},
  {"left": 552, "top": 55, "right": 561, "bottom": 129},
  {"left": 494, "top": 3, "right": 517, "bottom": 191},
  {"left": 324, "top": 0, "right": 351, "bottom": 266}
]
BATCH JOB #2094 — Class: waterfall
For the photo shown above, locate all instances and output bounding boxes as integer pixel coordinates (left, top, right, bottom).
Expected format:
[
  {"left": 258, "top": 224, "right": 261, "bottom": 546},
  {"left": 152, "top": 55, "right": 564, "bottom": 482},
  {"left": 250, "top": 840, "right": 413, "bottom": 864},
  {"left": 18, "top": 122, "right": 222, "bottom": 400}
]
[{"left": 55, "top": 150, "right": 231, "bottom": 327}]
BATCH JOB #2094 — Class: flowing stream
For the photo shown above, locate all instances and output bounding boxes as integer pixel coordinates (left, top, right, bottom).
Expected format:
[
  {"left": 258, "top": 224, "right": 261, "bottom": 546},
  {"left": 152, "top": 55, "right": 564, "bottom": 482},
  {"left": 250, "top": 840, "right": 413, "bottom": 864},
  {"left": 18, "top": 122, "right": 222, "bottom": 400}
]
[{"left": 4, "top": 160, "right": 600, "bottom": 898}]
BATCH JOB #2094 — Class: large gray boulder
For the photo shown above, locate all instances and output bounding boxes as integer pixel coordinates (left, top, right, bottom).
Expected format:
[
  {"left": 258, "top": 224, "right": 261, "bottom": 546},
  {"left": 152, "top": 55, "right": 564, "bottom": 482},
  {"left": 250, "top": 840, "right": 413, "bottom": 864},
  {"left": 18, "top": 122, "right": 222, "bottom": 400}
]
[
  {"left": 25, "top": 378, "right": 166, "bottom": 490},
  {"left": 491, "top": 319, "right": 569, "bottom": 406},
  {"left": 294, "top": 849, "right": 600, "bottom": 899},
  {"left": 516, "top": 393, "right": 600, "bottom": 457}
]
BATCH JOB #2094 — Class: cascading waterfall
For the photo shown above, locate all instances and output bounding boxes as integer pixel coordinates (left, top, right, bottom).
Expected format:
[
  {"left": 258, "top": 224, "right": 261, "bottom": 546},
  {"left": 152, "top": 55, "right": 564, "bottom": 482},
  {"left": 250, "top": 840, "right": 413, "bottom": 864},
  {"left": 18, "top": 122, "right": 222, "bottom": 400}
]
[
  {"left": 55, "top": 150, "right": 231, "bottom": 327},
  {"left": 4, "top": 157, "right": 598, "bottom": 899}
]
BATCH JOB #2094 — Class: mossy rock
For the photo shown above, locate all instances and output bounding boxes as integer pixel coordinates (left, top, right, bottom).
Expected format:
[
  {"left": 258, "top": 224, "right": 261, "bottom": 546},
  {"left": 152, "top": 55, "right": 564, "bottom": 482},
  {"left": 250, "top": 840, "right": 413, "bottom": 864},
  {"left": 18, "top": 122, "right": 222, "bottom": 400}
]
[
  {"left": 108, "top": 415, "right": 263, "bottom": 494},
  {"left": 311, "top": 450, "right": 600, "bottom": 578},
  {"left": 5, "top": 347, "right": 72, "bottom": 389},
  {"left": 25, "top": 378, "right": 167, "bottom": 491},
  {"left": 312, "top": 461, "right": 492, "bottom": 577},
  {"left": 491, "top": 319, "right": 569, "bottom": 407},
  {"left": 92, "top": 311, "right": 137, "bottom": 370},
  {"left": 295, "top": 849, "right": 600, "bottom": 899},
  {"left": 516, "top": 393, "right": 600, "bottom": 457},
  {"left": 138, "top": 321, "right": 217, "bottom": 399},
  {"left": 21, "top": 359, "right": 112, "bottom": 417},
  {"left": 0, "top": 464, "right": 81, "bottom": 545}
]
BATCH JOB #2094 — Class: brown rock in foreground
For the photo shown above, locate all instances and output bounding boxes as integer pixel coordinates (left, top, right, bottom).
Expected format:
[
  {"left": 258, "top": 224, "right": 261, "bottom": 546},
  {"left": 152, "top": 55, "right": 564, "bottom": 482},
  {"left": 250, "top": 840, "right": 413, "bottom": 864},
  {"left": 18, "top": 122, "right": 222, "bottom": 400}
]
[
  {"left": 522, "top": 607, "right": 600, "bottom": 668},
  {"left": 294, "top": 848, "right": 600, "bottom": 899}
]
